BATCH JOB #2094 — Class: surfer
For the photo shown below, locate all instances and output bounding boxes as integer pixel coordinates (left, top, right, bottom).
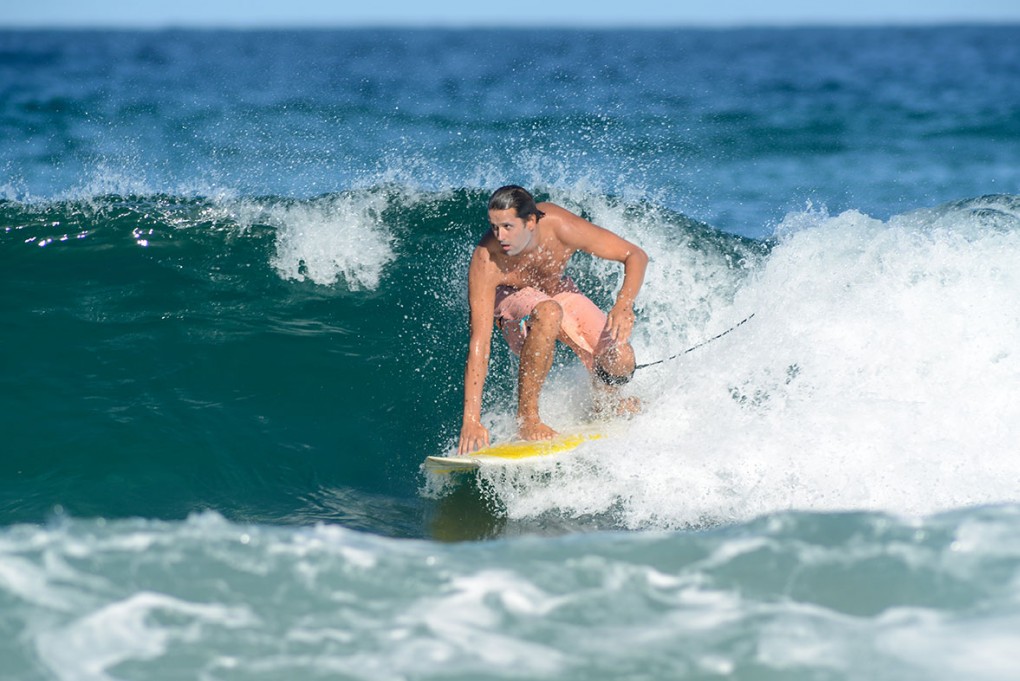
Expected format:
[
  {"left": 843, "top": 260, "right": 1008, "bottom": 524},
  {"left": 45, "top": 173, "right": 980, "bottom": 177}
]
[{"left": 458, "top": 185, "right": 648, "bottom": 455}]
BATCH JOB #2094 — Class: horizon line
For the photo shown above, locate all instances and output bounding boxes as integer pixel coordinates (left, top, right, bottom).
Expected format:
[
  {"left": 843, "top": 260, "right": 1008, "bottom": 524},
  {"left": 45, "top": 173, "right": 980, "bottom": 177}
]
[{"left": 3, "top": 18, "right": 1019, "bottom": 30}]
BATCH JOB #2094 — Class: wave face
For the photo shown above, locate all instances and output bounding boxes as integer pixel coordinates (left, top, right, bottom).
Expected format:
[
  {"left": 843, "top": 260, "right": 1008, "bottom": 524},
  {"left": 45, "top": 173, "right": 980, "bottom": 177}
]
[
  {"left": 0, "top": 187, "right": 757, "bottom": 530},
  {"left": 0, "top": 188, "right": 480, "bottom": 531}
]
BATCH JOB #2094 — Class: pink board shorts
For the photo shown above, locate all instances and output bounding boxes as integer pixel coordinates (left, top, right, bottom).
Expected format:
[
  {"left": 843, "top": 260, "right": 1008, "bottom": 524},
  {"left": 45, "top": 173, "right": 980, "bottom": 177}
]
[{"left": 493, "top": 279, "right": 616, "bottom": 371}]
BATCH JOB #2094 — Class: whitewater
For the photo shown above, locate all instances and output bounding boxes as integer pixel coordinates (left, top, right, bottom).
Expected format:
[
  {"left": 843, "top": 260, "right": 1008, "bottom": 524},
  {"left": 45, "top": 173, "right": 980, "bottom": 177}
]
[{"left": 423, "top": 192, "right": 1020, "bottom": 528}]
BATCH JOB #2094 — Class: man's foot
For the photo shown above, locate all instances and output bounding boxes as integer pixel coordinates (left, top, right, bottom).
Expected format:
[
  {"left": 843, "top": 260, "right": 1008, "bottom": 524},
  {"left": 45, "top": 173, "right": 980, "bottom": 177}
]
[
  {"left": 613, "top": 395, "right": 642, "bottom": 416},
  {"left": 591, "top": 387, "right": 643, "bottom": 419},
  {"left": 518, "top": 418, "right": 557, "bottom": 441}
]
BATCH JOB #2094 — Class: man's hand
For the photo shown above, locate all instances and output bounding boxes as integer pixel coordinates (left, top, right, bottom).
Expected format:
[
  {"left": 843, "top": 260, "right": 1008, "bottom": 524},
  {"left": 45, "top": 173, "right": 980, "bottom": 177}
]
[
  {"left": 606, "top": 303, "right": 635, "bottom": 343},
  {"left": 458, "top": 420, "right": 490, "bottom": 455}
]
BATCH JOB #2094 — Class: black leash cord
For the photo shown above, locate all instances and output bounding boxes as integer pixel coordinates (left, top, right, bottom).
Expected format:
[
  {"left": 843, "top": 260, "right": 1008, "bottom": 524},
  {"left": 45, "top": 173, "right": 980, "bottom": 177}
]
[{"left": 634, "top": 313, "right": 756, "bottom": 371}]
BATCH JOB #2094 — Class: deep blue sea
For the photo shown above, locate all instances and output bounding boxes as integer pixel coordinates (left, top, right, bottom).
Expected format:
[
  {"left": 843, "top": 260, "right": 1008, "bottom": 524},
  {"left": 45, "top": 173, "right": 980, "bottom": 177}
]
[{"left": 2, "top": 26, "right": 1020, "bottom": 679}]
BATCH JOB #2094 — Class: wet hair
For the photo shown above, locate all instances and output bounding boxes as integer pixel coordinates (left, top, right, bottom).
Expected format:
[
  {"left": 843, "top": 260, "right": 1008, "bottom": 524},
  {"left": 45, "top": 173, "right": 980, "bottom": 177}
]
[{"left": 488, "top": 185, "right": 545, "bottom": 222}]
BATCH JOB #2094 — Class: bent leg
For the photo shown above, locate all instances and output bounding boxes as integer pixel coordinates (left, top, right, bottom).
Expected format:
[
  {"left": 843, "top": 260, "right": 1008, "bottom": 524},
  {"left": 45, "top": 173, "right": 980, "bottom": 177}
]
[
  {"left": 593, "top": 335, "right": 636, "bottom": 383},
  {"left": 517, "top": 299, "right": 562, "bottom": 440},
  {"left": 553, "top": 291, "right": 636, "bottom": 383},
  {"left": 494, "top": 286, "right": 550, "bottom": 355},
  {"left": 552, "top": 290, "right": 640, "bottom": 416},
  {"left": 590, "top": 333, "right": 641, "bottom": 417}
]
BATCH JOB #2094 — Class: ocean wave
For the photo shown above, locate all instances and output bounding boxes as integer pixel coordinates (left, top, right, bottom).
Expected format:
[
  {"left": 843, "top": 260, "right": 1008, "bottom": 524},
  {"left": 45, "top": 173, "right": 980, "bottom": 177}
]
[
  {"left": 1, "top": 185, "right": 752, "bottom": 527},
  {"left": 0, "top": 190, "right": 399, "bottom": 291},
  {"left": 6, "top": 189, "right": 1019, "bottom": 532}
]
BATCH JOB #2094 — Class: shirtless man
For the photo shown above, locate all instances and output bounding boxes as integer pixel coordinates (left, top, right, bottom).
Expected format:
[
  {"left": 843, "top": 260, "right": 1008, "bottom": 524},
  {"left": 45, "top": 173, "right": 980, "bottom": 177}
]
[{"left": 458, "top": 185, "right": 648, "bottom": 455}]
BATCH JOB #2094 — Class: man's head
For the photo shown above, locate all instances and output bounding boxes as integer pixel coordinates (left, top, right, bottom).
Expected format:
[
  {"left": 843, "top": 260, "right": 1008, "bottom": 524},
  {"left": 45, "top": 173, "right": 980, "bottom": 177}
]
[
  {"left": 488, "top": 185, "right": 545, "bottom": 222},
  {"left": 487, "top": 186, "right": 546, "bottom": 256}
]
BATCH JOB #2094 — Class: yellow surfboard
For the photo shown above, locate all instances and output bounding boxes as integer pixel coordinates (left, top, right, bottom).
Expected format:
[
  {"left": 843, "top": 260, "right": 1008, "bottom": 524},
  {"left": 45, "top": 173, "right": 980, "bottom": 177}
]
[{"left": 424, "top": 431, "right": 604, "bottom": 474}]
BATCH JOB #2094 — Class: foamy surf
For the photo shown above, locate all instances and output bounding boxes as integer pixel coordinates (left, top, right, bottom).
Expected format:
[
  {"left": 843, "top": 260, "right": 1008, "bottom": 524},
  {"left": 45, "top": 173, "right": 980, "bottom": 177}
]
[
  {"left": 468, "top": 196, "right": 1020, "bottom": 529},
  {"left": 4, "top": 509, "right": 1020, "bottom": 681}
]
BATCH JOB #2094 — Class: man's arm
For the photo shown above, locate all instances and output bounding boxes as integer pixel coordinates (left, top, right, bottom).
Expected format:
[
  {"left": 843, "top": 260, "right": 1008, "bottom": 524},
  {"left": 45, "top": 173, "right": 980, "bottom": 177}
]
[
  {"left": 550, "top": 205, "right": 648, "bottom": 343},
  {"left": 459, "top": 246, "right": 498, "bottom": 454}
]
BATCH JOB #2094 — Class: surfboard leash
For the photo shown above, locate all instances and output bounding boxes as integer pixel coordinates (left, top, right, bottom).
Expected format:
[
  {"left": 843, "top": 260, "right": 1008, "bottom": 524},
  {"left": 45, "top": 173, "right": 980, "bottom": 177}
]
[{"left": 634, "top": 313, "right": 756, "bottom": 371}]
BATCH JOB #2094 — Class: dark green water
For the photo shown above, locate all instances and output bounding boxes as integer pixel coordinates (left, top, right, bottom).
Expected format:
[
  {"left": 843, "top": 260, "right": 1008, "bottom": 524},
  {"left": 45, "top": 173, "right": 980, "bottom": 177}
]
[{"left": 1, "top": 189, "right": 753, "bottom": 535}]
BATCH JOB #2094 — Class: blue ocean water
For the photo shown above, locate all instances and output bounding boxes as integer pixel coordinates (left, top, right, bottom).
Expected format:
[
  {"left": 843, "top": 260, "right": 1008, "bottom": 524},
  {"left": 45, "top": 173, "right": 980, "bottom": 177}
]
[{"left": 2, "top": 26, "right": 1020, "bottom": 679}]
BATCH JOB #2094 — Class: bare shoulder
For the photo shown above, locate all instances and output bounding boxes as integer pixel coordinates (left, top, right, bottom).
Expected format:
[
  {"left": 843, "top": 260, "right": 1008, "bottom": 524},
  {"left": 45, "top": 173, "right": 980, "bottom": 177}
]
[
  {"left": 537, "top": 202, "right": 576, "bottom": 225},
  {"left": 538, "top": 202, "right": 603, "bottom": 246},
  {"left": 468, "top": 233, "right": 503, "bottom": 282},
  {"left": 541, "top": 201, "right": 643, "bottom": 262},
  {"left": 470, "top": 233, "right": 498, "bottom": 267}
]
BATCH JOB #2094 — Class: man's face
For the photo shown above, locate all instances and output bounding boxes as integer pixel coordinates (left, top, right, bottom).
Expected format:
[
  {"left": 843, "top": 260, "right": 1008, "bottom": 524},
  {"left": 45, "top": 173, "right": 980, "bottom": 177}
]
[{"left": 488, "top": 208, "right": 535, "bottom": 256}]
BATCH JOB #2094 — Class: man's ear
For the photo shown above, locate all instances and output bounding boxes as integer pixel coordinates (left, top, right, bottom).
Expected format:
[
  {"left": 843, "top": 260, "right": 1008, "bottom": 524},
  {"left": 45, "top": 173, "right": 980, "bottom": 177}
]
[{"left": 525, "top": 214, "right": 539, "bottom": 229}]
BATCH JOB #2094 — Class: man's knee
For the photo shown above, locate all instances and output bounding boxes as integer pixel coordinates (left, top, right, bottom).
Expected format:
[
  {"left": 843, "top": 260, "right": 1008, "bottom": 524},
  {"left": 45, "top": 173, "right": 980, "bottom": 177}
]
[
  {"left": 594, "top": 343, "right": 636, "bottom": 385},
  {"left": 529, "top": 300, "right": 563, "bottom": 332}
]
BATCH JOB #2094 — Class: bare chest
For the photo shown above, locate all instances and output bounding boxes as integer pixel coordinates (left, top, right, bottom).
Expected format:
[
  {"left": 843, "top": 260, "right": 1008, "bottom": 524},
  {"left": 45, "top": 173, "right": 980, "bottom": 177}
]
[{"left": 498, "top": 248, "right": 574, "bottom": 294}]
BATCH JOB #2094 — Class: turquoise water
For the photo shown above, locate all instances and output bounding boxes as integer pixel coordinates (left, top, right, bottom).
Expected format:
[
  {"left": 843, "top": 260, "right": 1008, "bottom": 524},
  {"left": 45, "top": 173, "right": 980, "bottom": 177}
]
[
  {"left": 4, "top": 508, "right": 1020, "bottom": 680},
  {"left": 3, "top": 26, "right": 1020, "bottom": 679}
]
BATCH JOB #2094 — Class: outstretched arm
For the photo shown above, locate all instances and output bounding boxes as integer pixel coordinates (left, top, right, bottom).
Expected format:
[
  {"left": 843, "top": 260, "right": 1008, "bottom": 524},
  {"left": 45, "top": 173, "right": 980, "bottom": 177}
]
[{"left": 459, "top": 247, "right": 498, "bottom": 454}]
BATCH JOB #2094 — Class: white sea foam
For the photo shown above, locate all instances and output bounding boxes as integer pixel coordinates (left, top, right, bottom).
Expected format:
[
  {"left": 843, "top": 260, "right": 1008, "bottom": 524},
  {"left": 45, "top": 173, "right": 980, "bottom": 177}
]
[
  {"left": 225, "top": 192, "right": 398, "bottom": 290},
  {"left": 35, "top": 592, "right": 256, "bottom": 681},
  {"left": 478, "top": 196, "right": 1020, "bottom": 528}
]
